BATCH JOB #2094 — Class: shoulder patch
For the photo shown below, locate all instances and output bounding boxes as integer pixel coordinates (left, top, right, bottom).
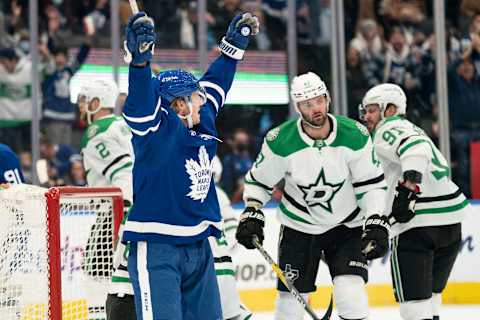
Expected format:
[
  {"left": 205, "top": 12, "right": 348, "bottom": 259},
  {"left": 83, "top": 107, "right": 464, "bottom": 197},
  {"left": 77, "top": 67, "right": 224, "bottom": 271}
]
[
  {"left": 266, "top": 127, "right": 280, "bottom": 141},
  {"left": 87, "top": 125, "right": 98, "bottom": 139},
  {"left": 356, "top": 122, "right": 369, "bottom": 136},
  {"left": 330, "top": 115, "right": 369, "bottom": 151},
  {"left": 266, "top": 120, "right": 309, "bottom": 157}
]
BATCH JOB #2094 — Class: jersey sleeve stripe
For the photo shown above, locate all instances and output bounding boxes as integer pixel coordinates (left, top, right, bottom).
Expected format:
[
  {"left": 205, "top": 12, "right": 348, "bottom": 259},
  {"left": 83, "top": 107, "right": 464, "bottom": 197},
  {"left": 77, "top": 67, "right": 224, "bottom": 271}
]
[
  {"left": 214, "top": 256, "right": 233, "bottom": 263},
  {"left": 102, "top": 154, "right": 131, "bottom": 176},
  {"left": 206, "top": 93, "right": 219, "bottom": 111},
  {"left": 109, "top": 161, "right": 133, "bottom": 182},
  {"left": 279, "top": 202, "right": 313, "bottom": 225},
  {"left": 129, "top": 120, "right": 162, "bottom": 136},
  {"left": 283, "top": 191, "right": 309, "bottom": 214},
  {"left": 352, "top": 174, "right": 385, "bottom": 188},
  {"left": 200, "top": 81, "right": 225, "bottom": 105},
  {"left": 122, "top": 96, "right": 164, "bottom": 123},
  {"left": 416, "top": 188, "right": 462, "bottom": 203},
  {"left": 245, "top": 171, "right": 274, "bottom": 191},
  {"left": 397, "top": 139, "right": 430, "bottom": 156}
]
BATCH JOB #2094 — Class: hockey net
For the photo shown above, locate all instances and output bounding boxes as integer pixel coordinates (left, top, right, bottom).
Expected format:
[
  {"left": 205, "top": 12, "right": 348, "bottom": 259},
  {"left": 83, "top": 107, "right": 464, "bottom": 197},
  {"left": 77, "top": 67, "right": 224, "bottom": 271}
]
[{"left": 0, "top": 184, "right": 124, "bottom": 320}]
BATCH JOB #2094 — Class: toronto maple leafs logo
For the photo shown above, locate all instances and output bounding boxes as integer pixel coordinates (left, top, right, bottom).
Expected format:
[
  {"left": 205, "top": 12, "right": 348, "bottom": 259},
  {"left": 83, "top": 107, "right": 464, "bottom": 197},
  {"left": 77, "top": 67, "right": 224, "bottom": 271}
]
[{"left": 185, "top": 146, "right": 213, "bottom": 202}]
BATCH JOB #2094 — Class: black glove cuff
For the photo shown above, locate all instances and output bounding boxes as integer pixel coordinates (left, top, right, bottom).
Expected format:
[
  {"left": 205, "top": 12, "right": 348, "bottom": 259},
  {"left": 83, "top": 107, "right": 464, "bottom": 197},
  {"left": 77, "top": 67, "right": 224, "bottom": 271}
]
[
  {"left": 364, "top": 214, "right": 390, "bottom": 233},
  {"left": 240, "top": 207, "right": 265, "bottom": 227}
]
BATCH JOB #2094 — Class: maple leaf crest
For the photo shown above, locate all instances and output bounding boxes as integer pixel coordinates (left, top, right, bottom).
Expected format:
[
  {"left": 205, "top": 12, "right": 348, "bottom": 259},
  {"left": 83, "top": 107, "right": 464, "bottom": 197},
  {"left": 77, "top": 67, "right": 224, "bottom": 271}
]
[{"left": 185, "top": 146, "right": 212, "bottom": 202}]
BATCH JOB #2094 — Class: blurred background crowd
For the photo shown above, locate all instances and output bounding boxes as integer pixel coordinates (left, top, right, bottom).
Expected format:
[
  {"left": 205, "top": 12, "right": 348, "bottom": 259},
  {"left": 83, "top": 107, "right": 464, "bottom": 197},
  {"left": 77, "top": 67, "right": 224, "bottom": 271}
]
[{"left": 1, "top": 0, "right": 480, "bottom": 202}]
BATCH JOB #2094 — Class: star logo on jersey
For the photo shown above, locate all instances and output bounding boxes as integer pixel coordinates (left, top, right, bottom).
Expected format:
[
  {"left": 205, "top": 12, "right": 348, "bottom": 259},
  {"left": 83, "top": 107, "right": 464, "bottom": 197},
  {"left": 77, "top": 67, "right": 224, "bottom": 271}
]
[
  {"left": 185, "top": 146, "right": 213, "bottom": 202},
  {"left": 297, "top": 168, "right": 344, "bottom": 213}
]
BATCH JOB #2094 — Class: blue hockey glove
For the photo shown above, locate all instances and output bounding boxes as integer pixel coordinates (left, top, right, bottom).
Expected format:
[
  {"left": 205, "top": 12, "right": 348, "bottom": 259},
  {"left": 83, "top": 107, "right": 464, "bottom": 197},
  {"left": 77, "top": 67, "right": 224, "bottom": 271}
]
[
  {"left": 124, "top": 12, "right": 156, "bottom": 65},
  {"left": 219, "top": 12, "right": 259, "bottom": 60}
]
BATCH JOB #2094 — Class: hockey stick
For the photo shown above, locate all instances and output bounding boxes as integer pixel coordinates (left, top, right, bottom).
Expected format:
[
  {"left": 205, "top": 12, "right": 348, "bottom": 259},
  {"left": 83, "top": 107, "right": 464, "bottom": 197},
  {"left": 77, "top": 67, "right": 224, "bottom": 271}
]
[{"left": 252, "top": 235, "right": 333, "bottom": 320}]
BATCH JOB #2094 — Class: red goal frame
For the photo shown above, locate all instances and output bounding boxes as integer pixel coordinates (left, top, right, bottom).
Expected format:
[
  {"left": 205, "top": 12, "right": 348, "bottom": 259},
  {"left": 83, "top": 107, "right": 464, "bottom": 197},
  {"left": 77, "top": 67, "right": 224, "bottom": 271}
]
[{"left": 45, "top": 187, "right": 124, "bottom": 320}]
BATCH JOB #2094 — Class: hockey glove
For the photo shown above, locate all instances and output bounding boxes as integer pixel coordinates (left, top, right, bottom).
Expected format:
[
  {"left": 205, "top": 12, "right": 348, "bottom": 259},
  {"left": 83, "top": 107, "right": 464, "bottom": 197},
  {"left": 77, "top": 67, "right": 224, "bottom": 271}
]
[
  {"left": 236, "top": 207, "right": 265, "bottom": 249},
  {"left": 361, "top": 214, "right": 390, "bottom": 260},
  {"left": 219, "top": 12, "right": 259, "bottom": 60},
  {"left": 391, "top": 183, "right": 419, "bottom": 223},
  {"left": 124, "top": 12, "right": 156, "bottom": 65}
]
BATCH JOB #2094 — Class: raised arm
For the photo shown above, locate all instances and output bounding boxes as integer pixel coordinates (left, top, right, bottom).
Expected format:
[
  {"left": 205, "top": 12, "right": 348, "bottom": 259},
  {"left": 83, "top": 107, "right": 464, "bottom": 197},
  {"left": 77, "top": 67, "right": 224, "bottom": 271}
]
[
  {"left": 199, "top": 13, "right": 259, "bottom": 118},
  {"left": 121, "top": 12, "right": 165, "bottom": 137}
]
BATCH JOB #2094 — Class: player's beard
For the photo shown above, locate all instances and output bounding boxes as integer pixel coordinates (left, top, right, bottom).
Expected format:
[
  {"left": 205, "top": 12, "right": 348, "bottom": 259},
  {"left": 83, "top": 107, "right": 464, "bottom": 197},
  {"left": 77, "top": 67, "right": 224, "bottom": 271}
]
[
  {"left": 366, "top": 119, "right": 376, "bottom": 132},
  {"left": 303, "top": 111, "right": 327, "bottom": 128}
]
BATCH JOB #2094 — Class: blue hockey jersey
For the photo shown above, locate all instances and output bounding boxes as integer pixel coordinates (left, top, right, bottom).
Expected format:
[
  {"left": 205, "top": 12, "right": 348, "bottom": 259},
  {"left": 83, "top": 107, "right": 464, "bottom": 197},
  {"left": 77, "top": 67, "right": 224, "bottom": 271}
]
[
  {"left": 0, "top": 143, "right": 24, "bottom": 184},
  {"left": 122, "top": 55, "right": 237, "bottom": 244}
]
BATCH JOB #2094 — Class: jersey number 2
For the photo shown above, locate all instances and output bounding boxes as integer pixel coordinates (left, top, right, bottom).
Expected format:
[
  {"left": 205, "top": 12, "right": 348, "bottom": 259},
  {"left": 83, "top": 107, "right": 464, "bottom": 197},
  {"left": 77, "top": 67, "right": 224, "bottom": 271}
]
[{"left": 95, "top": 142, "right": 110, "bottom": 159}]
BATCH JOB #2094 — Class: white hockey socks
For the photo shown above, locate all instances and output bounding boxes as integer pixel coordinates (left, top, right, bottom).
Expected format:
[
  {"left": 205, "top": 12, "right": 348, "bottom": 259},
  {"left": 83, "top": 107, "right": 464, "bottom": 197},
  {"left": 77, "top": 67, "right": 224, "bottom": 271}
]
[
  {"left": 274, "top": 291, "right": 309, "bottom": 320},
  {"left": 333, "top": 275, "right": 369, "bottom": 320}
]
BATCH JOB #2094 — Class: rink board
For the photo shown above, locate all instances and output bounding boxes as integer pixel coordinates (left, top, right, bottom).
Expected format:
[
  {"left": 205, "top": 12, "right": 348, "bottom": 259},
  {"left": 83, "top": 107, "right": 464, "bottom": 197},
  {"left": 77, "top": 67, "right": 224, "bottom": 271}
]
[{"left": 233, "top": 203, "right": 480, "bottom": 310}]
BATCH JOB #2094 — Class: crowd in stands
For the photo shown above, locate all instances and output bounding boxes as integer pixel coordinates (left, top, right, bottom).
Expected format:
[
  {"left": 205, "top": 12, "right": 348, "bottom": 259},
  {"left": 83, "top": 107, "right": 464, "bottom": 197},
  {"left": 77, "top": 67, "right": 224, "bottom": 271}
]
[{"left": 1, "top": 0, "right": 480, "bottom": 201}]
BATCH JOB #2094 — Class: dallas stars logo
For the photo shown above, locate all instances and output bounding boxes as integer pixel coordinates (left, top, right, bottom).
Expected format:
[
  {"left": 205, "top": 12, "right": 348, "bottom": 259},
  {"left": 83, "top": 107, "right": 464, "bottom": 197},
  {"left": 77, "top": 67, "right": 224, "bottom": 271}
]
[{"left": 298, "top": 168, "right": 344, "bottom": 213}]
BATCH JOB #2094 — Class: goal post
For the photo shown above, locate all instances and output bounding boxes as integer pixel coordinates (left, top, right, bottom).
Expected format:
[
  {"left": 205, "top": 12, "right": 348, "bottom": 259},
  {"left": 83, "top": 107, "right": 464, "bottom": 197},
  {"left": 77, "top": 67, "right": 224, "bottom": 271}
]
[{"left": 0, "top": 184, "right": 124, "bottom": 320}]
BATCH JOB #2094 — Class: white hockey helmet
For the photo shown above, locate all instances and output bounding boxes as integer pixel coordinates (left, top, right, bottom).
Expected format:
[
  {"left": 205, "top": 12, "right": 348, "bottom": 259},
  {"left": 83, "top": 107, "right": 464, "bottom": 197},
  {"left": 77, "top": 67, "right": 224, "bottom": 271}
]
[
  {"left": 361, "top": 83, "right": 407, "bottom": 119},
  {"left": 78, "top": 79, "right": 119, "bottom": 119},
  {"left": 290, "top": 72, "right": 330, "bottom": 112},
  {"left": 211, "top": 155, "right": 223, "bottom": 184}
]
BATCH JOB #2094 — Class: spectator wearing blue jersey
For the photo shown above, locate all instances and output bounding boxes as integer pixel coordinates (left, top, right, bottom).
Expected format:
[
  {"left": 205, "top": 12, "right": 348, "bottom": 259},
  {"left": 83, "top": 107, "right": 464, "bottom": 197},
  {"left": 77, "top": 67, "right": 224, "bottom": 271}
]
[
  {"left": 0, "top": 143, "right": 24, "bottom": 185},
  {"left": 121, "top": 11, "right": 259, "bottom": 320},
  {"left": 42, "top": 41, "right": 91, "bottom": 146}
]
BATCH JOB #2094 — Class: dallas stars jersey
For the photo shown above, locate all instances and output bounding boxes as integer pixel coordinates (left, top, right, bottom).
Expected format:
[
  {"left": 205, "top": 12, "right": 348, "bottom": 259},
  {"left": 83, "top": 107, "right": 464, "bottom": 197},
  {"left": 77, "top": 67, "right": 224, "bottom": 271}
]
[
  {"left": 372, "top": 116, "right": 467, "bottom": 237},
  {"left": 244, "top": 115, "right": 387, "bottom": 235},
  {"left": 81, "top": 114, "right": 134, "bottom": 296}
]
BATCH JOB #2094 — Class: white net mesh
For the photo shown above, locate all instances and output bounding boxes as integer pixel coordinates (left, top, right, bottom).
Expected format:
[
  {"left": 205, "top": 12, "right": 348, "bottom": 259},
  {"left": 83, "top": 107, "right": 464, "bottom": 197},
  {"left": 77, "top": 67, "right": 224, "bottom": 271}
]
[
  {"left": 0, "top": 185, "right": 120, "bottom": 320},
  {"left": 0, "top": 185, "right": 49, "bottom": 320}
]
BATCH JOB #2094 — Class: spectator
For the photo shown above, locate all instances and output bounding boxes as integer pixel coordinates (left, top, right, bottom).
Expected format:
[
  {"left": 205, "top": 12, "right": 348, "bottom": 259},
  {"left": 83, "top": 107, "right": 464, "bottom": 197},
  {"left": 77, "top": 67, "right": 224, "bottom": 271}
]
[
  {"left": 362, "top": 26, "right": 420, "bottom": 90},
  {"left": 4, "top": 0, "right": 27, "bottom": 38},
  {"left": 220, "top": 128, "right": 254, "bottom": 203},
  {"left": 378, "top": 0, "right": 427, "bottom": 39},
  {"left": 350, "top": 19, "right": 384, "bottom": 58},
  {"left": 261, "top": 0, "right": 288, "bottom": 50},
  {"left": 346, "top": 46, "right": 369, "bottom": 119},
  {"left": 18, "top": 150, "right": 32, "bottom": 184},
  {"left": 0, "top": 48, "right": 33, "bottom": 153},
  {"left": 42, "top": 160, "right": 66, "bottom": 188},
  {"left": 39, "top": 137, "right": 80, "bottom": 179},
  {"left": 460, "top": 13, "right": 480, "bottom": 80},
  {"left": 43, "top": 5, "right": 72, "bottom": 51},
  {"left": 210, "top": 0, "right": 243, "bottom": 41},
  {"left": 42, "top": 39, "right": 91, "bottom": 146},
  {"left": 64, "top": 159, "right": 87, "bottom": 186},
  {"left": 449, "top": 58, "right": 480, "bottom": 197},
  {"left": 0, "top": 12, "right": 15, "bottom": 49},
  {"left": 144, "top": 0, "right": 181, "bottom": 48}
]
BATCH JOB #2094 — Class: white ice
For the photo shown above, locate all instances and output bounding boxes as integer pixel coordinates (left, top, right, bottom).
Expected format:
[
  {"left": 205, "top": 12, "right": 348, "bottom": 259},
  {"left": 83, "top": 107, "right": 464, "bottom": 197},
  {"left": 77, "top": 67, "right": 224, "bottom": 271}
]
[{"left": 252, "top": 305, "right": 480, "bottom": 319}]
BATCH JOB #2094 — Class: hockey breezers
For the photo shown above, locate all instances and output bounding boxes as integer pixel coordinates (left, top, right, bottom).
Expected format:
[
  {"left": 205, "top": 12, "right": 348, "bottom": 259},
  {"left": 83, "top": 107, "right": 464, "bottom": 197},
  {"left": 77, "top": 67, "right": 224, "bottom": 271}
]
[{"left": 252, "top": 235, "right": 333, "bottom": 320}]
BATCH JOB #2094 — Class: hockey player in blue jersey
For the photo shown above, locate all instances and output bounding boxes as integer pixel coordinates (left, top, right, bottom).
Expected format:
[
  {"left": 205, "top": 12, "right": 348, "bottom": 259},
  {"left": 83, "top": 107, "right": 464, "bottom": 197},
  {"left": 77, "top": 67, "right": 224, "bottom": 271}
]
[
  {"left": 121, "top": 10, "right": 259, "bottom": 320},
  {"left": 0, "top": 143, "right": 24, "bottom": 185}
]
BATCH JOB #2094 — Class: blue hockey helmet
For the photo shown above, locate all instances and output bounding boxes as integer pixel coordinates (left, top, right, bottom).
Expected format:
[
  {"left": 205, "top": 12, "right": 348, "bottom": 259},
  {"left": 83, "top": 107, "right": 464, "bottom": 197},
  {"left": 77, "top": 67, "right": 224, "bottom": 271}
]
[{"left": 156, "top": 69, "right": 206, "bottom": 105}]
